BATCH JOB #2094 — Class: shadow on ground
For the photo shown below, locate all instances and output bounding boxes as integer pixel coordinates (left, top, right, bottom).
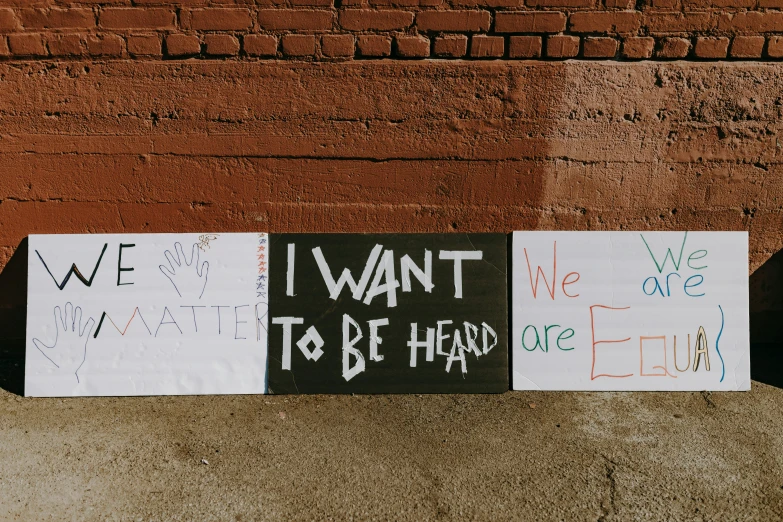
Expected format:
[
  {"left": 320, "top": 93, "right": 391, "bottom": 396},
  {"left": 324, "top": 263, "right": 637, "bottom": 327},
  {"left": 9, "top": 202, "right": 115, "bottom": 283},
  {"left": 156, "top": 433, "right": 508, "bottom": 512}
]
[
  {"left": 750, "top": 248, "right": 783, "bottom": 388},
  {"left": 0, "top": 239, "right": 27, "bottom": 395}
]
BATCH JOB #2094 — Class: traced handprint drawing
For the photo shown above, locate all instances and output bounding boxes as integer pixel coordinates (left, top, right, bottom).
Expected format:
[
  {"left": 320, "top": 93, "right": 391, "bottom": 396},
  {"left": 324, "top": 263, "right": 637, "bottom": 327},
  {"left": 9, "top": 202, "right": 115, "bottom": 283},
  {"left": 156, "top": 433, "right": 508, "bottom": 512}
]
[
  {"left": 32, "top": 302, "right": 96, "bottom": 383},
  {"left": 159, "top": 242, "right": 209, "bottom": 299}
]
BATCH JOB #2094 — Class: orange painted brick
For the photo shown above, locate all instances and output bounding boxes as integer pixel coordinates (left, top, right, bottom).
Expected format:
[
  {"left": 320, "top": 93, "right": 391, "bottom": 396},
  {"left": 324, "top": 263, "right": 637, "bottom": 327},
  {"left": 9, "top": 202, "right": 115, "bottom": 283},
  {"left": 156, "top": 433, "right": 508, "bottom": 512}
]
[
  {"left": 0, "top": 8, "right": 18, "bottom": 31},
  {"left": 281, "top": 34, "right": 316, "bottom": 56},
  {"left": 494, "top": 12, "right": 565, "bottom": 33},
  {"left": 768, "top": 36, "right": 783, "bottom": 58},
  {"left": 395, "top": 35, "right": 429, "bottom": 58},
  {"left": 657, "top": 37, "right": 691, "bottom": 58},
  {"left": 582, "top": 37, "right": 617, "bottom": 58},
  {"left": 204, "top": 34, "right": 240, "bottom": 56},
  {"left": 433, "top": 34, "right": 467, "bottom": 57},
  {"left": 8, "top": 33, "right": 47, "bottom": 57},
  {"left": 127, "top": 34, "right": 161, "bottom": 57},
  {"left": 416, "top": 10, "right": 490, "bottom": 32},
  {"left": 321, "top": 34, "right": 354, "bottom": 57},
  {"left": 243, "top": 34, "right": 278, "bottom": 56},
  {"left": 357, "top": 34, "right": 391, "bottom": 56},
  {"left": 694, "top": 37, "right": 728, "bottom": 59},
  {"left": 730, "top": 36, "right": 764, "bottom": 58},
  {"left": 528, "top": 0, "right": 594, "bottom": 6},
  {"left": 258, "top": 9, "right": 333, "bottom": 30},
  {"left": 569, "top": 12, "right": 641, "bottom": 33},
  {"left": 508, "top": 35, "right": 541, "bottom": 57},
  {"left": 547, "top": 34, "right": 579, "bottom": 57},
  {"left": 47, "top": 33, "right": 84, "bottom": 57},
  {"left": 718, "top": 12, "right": 783, "bottom": 34},
  {"left": 20, "top": 8, "right": 95, "bottom": 29},
  {"left": 340, "top": 9, "right": 414, "bottom": 31},
  {"left": 644, "top": 13, "right": 714, "bottom": 33},
  {"left": 470, "top": 35, "right": 503, "bottom": 57},
  {"left": 621, "top": 36, "right": 654, "bottom": 59},
  {"left": 651, "top": 0, "right": 678, "bottom": 7},
  {"left": 165, "top": 34, "right": 201, "bottom": 57},
  {"left": 100, "top": 8, "right": 175, "bottom": 30},
  {"left": 187, "top": 9, "right": 253, "bottom": 31},
  {"left": 86, "top": 33, "right": 124, "bottom": 56}
]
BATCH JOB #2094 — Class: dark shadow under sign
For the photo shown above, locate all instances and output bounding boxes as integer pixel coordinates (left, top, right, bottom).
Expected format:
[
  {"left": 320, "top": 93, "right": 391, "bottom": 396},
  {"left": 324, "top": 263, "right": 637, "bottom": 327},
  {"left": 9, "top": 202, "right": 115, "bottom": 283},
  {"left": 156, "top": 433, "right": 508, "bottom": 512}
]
[{"left": 267, "top": 234, "right": 508, "bottom": 394}]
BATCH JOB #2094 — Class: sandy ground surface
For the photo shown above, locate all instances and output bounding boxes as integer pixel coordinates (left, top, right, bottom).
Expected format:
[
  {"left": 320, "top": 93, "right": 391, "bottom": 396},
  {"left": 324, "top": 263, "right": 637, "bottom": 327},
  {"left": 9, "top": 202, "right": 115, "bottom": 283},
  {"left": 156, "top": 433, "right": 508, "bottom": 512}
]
[{"left": 1, "top": 384, "right": 782, "bottom": 521}]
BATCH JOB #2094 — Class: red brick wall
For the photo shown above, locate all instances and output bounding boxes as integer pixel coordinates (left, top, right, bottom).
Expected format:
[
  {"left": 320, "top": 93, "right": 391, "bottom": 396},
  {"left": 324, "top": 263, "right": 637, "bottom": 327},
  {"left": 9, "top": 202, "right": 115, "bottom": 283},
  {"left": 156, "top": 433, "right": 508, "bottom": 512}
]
[
  {"left": 0, "top": 2, "right": 781, "bottom": 60},
  {"left": 0, "top": 3, "right": 781, "bottom": 388}
]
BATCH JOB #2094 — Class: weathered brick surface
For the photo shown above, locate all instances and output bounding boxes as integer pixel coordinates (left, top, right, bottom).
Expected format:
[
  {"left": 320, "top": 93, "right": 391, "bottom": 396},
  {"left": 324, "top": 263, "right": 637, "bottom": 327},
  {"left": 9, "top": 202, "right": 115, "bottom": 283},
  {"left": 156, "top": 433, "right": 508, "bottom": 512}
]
[
  {"left": 0, "top": 61, "right": 781, "bottom": 286},
  {"left": 0, "top": 1, "right": 774, "bottom": 60}
]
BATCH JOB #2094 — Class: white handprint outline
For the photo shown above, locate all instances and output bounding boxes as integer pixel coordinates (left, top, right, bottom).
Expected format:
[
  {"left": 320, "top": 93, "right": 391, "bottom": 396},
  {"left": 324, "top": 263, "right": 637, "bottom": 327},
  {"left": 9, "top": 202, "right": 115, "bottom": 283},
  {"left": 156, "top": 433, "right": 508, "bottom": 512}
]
[
  {"left": 32, "top": 302, "right": 96, "bottom": 383},
  {"left": 159, "top": 242, "right": 210, "bottom": 299}
]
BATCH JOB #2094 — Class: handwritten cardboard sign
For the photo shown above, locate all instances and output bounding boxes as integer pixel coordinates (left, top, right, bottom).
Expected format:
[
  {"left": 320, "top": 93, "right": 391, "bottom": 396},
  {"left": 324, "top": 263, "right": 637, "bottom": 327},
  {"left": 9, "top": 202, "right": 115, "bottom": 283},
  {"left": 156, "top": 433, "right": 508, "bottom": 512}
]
[
  {"left": 511, "top": 231, "right": 750, "bottom": 391},
  {"left": 25, "top": 233, "right": 269, "bottom": 397},
  {"left": 267, "top": 234, "right": 508, "bottom": 393}
]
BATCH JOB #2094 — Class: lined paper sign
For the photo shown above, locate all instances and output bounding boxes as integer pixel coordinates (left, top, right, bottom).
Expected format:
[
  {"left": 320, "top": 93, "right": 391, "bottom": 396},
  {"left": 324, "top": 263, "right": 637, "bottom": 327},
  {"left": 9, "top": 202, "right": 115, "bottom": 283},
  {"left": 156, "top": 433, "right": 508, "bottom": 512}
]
[
  {"left": 25, "top": 233, "right": 269, "bottom": 397},
  {"left": 512, "top": 232, "right": 750, "bottom": 391}
]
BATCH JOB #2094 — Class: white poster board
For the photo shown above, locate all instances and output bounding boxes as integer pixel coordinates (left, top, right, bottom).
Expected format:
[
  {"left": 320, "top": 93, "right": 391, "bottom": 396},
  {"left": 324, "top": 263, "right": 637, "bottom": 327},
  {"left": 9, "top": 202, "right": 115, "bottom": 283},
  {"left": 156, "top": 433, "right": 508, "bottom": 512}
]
[
  {"left": 25, "top": 233, "right": 269, "bottom": 397},
  {"left": 512, "top": 232, "right": 749, "bottom": 391}
]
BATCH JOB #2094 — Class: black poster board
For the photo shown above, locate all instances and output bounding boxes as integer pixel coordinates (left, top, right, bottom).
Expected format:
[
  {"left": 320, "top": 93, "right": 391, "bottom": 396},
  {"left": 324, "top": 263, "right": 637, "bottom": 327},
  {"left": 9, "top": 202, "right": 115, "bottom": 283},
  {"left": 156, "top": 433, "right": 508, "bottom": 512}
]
[{"left": 267, "top": 234, "right": 508, "bottom": 394}]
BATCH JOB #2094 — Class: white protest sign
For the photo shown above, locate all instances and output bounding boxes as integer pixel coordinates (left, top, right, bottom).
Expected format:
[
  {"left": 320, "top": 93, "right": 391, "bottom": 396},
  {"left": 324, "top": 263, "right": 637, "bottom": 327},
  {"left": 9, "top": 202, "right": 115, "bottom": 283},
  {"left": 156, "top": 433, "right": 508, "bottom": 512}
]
[
  {"left": 512, "top": 232, "right": 749, "bottom": 391},
  {"left": 25, "top": 233, "right": 269, "bottom": 397}
]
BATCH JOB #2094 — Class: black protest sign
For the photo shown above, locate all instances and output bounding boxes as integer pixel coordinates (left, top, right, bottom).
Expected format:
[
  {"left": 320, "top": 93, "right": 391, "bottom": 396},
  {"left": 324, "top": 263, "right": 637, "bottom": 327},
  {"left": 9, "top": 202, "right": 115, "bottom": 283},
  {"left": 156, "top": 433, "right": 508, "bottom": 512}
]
[{"left": 267, "top": 234, "right": 508, "bottom": 394}]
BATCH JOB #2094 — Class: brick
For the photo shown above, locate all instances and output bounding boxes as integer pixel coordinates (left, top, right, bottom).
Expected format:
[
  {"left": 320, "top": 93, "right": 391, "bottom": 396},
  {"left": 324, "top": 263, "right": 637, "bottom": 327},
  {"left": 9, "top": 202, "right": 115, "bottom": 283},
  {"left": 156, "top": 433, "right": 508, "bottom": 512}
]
[
  {"left": 395, "top": 35, "right": 429, "bottom": 58},
  {"left": 340, "top": 10, "right": 414, "bottom": 31},
  {"left": 258, "top": 9, "right": 333, "bottom": 30},
  {"left": 86, "top": 33, "right": 124, "bottom": 56},
  {"left": 494, "top": 12, "right": 565, "bottom": 33},
  {"left": 127, "top": 34, "right": 161, "bottom": 57},
  {"left": 8, "top": 33, "right": 47, "bottom": 57},
  {"left": 546, "top": 34, "right": 579, "bottom": 57},
  {"left": 759, "top": 0, "right": 783, "bottom": 7},
  {"left": 187, "top": 9, "right": 253, "bottom": 31},
  {"left": 569, "top": 12, "right": 641, "bottom": 33},
  {"left": 433, "top": 34, "right": 467, "bottom": 57},
  {"left": 605, "top": 0, "right": 633, "bottom": 7},
  {"left": 718, "top": 12, "right": 783, "bottom": 34},
  {"left": 694, "top": 36, "right": 728, "bottom": 59},
  {"left": 281, "top": 34, "right": 316, "bottom": 56},
  {"left": 621, "top": 36, "right": 654, "bottom": 58},
  {"left": 508, "top": 35, "right": 541, "bottom": 57},
  {"left": 730, "top": 36, "right": 764, "bottom": 59},
  {"left": 527, "top": 0, "right": 594, "bottom": 7},
  {"left": 20, "top": 8, "right": 95, "bottom": 29},
  {"left": 768, "top": 36, "right": 783, "bottom": 58},
  {"left": 582, "top": 36, "right": 617, "bottom": 57},
  {"left": 165, "top": 34, "right": 201, "bottom": 57},
  {"left": 357, "top": 34, "right": 391, "bottom": 56},
  {"left": 643, "top": 13, "right": 714, "bottom": 33},
  {"left": 321, "top": 34, "right": 354, "bottom": 57},
  {"left": 470, "top": 35, "right": 503, "bottom": 57},
  {"left": 204, "top": 34, "right": 240, "bottom": 56},
  {"left": 243, "top": 34, "right": 277, "bottom": 56},
  {"left": 682, "top": 0, "right": 754, "bottom": 7},
  {"left": 47, "top": 33, "right": 84, "bottom": 57},
  {"left": 651, "top": 0, "right": 678, "bottom": 7},
  {"left": 0, "top": 8, "right": 18, "bottom": 31},
  {"left": 0, "top": 37, "right": 8, "bottom": 57},
  {"left": 100, "top": 8, "right": 175, "bottom": 30},
  {"left": 657, "top": 36, "right": 691, "bottom": 58},
  {"left": 450, "top": 0, "right": 524, "bottom": 6},
  {"left": 416, "top": 10, "right": 490, "bottom": 32}
]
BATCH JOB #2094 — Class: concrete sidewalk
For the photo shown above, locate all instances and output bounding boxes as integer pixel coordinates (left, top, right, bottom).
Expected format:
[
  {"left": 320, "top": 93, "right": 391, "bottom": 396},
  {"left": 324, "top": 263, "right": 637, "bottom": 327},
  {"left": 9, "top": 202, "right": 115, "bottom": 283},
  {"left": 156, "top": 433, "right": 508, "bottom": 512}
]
[{"left": 1, "top": 384, "right": 781, "bottom": 521}]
